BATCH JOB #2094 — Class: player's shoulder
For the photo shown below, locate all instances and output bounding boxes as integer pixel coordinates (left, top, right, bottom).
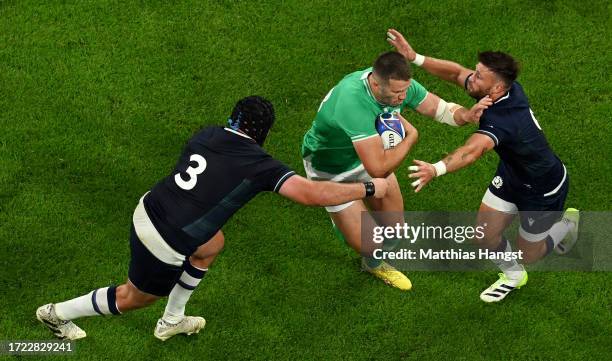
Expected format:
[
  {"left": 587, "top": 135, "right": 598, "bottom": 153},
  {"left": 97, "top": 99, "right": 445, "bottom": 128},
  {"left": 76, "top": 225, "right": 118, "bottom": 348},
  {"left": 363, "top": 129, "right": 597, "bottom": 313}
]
[
  {"left": 343, "top": 67, "right": 372, "bottom": 81},
  {"left": 408, "top": 78, "right": 425, "bottom": 89},
  {"left": 495, "top": 82, "right": 529, "bottom": 109},
  {"left": 334, "top": 71, "right": 375, "bottom": 111},
  {"left": 185, "top": 125, "right": 217, "bottom": 146},
  {"left": 480, "top": 83, "right": 533, "bottom": 133},
  {"left": 336, "top": 68, "right": 371, "bottom": 93}
]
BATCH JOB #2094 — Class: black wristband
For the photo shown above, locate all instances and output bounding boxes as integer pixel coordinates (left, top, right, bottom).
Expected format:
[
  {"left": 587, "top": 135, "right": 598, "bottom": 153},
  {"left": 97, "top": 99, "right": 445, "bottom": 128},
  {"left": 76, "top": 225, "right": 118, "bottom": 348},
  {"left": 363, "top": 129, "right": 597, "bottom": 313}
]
[{"left": 364, "top": 181, "right": 375, "bottom": 197}]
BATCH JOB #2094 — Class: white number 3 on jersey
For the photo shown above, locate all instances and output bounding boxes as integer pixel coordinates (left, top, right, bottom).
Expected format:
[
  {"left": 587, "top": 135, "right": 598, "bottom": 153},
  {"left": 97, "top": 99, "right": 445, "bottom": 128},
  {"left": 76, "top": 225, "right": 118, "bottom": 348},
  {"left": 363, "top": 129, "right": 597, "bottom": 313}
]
[{"left": 174, "top": 154, "right": 207, "bottom": 190}]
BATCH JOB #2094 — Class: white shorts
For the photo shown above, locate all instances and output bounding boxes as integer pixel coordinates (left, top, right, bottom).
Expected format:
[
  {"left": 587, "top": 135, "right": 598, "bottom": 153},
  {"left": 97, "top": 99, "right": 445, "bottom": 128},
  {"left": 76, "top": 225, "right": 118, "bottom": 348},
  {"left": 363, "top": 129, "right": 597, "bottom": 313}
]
[
  {"left": 481, "top": 188, "right": 518, "bottom": 214},
  {"left": 302, "top": 158, "right": 372, "bottom": 212},
  {"left": 132, "top": 193, "right": 186, "bottom": 266}
]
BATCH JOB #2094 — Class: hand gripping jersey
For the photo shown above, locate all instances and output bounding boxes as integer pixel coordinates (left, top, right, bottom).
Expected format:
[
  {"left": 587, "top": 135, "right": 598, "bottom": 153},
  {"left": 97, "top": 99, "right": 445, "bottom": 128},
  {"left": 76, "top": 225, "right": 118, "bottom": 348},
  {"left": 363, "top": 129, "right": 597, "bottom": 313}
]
[
  {"left": 468, "top": 75, "right": 567, "bottom": 196},
  {"left": 143, "top": 126, "right": 295, "bottom": 256}
]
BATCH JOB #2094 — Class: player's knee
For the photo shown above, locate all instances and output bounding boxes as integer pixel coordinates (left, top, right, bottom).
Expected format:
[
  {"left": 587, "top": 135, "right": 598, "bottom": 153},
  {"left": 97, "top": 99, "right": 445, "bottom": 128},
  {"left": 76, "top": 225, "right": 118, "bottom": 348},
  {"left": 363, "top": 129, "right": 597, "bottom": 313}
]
[
  {"left": 207, "top": 233, "right": 225, "bottom": 255},
  {"left": 208, "top": 231, "right": 225, "bottom": 252},
  {"left": 216, "top": 232, "right": 225, "bottom": 249},
  {"left": 188, "top": 255, "right": 209, "bottom": 270},
  {"left": 116, "top": 283, "right": 159, "bottom": 312},
  {"left": 192, "top": 232, "right": 225, "bottom": 260},
  {"left": 128, "top": 292, "right": 158, "bottom": 310}
]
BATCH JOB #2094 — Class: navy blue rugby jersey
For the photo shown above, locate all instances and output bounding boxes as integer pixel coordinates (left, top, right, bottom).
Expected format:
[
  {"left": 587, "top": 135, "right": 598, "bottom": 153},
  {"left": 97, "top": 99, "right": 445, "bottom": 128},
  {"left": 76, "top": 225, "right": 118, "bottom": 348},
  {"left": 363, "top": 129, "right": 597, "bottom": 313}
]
[
  {"left": 143, "top": 126, "right": 295, "bottom": 255},
  {"left": 465, "top": 74, "right": 566, "bottom": 195}
]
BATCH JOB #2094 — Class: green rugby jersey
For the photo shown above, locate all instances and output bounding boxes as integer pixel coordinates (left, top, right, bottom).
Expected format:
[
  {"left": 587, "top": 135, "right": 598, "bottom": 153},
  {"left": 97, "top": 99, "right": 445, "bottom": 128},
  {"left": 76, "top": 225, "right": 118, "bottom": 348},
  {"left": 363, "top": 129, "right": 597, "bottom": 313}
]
[{"left": 301, "top": 67, "right": 428, "bottom": 174}]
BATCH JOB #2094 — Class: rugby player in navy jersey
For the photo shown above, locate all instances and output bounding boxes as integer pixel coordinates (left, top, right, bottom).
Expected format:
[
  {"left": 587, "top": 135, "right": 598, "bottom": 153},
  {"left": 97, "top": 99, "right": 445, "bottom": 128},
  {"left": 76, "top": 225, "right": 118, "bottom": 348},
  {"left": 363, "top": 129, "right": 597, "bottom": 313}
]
[
  {"left": 36, "top": 96, "right": 391, "bottom": 340},
  {"left": 387, "top": 30, "right": 580, "bottom": 302}
]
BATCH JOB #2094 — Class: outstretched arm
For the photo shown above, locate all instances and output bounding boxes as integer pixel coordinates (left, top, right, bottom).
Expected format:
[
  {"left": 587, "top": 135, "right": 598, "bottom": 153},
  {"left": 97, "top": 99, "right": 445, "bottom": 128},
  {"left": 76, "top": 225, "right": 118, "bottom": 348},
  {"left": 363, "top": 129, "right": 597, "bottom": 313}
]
[
  {"left": 387, "top": 29, "right": 474, "bottom": 88},
  {"left": 407, "top": 133, "right": 495, "bottom": 192},
  {"left": 415, "top": 92, "right": 492, "bottom": 126},
  {"left": 278, "top": 175, "right": 389, "bottom": 206}
]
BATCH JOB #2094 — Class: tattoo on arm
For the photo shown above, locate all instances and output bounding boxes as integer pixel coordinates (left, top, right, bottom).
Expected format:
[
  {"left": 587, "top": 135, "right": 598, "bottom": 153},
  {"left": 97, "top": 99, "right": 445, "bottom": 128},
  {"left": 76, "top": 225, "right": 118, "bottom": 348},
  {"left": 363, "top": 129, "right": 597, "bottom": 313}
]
[{"left": 443, "top": 151, "right": 455, "bottom": 165}]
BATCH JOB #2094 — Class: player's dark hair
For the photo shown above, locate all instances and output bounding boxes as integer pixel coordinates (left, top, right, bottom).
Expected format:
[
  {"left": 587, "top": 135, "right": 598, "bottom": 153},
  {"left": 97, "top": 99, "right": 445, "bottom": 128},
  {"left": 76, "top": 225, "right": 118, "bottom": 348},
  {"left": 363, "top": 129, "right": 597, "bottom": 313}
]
[
  {"left": 228, "top": 95, "right": 275, "bottom": 146},
  {"left": 373, "top": 51, "right": 412, "bottom": 83},
  {"left": 478, "top": 51, "right": 519, "bottom": 87}
]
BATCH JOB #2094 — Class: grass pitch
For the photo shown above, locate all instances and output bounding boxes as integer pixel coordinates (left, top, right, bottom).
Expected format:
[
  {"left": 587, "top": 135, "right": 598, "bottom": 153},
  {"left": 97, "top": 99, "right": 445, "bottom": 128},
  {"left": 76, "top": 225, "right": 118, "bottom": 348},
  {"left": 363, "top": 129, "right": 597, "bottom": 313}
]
[{"left": 1, "top": 1, "right": 610, "bottom": 360}]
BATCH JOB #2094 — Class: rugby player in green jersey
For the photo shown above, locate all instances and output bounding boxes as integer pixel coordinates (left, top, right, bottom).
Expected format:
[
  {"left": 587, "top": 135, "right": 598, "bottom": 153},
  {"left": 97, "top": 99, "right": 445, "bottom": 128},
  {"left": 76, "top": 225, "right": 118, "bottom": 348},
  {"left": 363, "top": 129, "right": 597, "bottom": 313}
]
[{"left": 302, "top": 51, "right": 491, "bottom": 290}]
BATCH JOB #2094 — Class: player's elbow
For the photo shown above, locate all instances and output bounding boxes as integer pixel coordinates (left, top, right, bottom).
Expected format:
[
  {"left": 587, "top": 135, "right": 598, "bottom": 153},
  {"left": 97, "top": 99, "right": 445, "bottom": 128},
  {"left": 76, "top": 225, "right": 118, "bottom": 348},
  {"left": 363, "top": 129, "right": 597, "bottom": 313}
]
[
  {"left": 363, "top": 162, "right": 390, "bottom": 178},
  {"left": 369, "top": 169, "right": 389, "bottom": 178}
]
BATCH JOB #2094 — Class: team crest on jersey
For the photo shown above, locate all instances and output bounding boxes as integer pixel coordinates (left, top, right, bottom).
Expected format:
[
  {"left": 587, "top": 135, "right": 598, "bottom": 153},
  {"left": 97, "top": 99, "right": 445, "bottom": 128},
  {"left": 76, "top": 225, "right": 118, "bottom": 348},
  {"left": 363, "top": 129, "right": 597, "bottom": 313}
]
[{"left": 492, "top": 176, "right": 503, "bottom": 189}]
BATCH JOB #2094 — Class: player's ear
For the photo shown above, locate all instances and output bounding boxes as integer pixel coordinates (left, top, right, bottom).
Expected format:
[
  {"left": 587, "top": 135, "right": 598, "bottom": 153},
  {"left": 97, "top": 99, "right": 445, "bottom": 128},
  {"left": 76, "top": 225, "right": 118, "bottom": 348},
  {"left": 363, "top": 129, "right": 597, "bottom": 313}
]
[
  {"left": 370, "top": 73, "right": 382, "bottom": 91},
  {"left": 491, "top": 81, "right": 504, "bottom": 94}
]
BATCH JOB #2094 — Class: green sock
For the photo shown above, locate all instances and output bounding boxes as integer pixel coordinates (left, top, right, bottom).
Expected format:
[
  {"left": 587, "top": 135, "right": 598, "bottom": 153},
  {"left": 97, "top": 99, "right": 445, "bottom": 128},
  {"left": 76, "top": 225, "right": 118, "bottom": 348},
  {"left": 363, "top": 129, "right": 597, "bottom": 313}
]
[
  {"left": 365, "top": 256, "right": 383, "bottom": 268},
  {"left": 365, "top": 238, "right": 400, "bottom": 268},
  {"left": 332, "top": 222, "right": 347, "bottom": 244},
  {"left": 383, "top": 237, "right": 401, "bottom": 251}
]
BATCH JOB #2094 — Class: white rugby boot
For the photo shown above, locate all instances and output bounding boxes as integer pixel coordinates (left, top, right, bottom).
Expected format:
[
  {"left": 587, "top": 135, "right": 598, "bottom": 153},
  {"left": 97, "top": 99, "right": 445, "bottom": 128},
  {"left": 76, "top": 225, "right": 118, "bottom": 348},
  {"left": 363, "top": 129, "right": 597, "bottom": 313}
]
[
  {"left": 154, "top": 316, "right": 206, "bottom": 341},
  {"left": 480, "top": 267, "right": 528, "bottom": 303},
  {"left": 36, "top": 303, "right": 86, "bottom": 340}
]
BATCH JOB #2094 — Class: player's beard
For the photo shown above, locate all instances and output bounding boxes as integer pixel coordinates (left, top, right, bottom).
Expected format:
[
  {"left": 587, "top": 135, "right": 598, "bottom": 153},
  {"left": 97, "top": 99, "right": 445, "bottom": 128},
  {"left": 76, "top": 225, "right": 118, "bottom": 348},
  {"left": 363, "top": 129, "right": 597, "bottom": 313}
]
[
  {"left": 468, "top": 90, "right": 484, "bottom": 100},
  {"left": 467, "top": 82, "right": 491, "bottom": 100},
  {"left": 377, "top": 93, "right": 403, "bottom": 106},
  {"left": 467, "top": 86, "right": 488, "bottom": 101}
]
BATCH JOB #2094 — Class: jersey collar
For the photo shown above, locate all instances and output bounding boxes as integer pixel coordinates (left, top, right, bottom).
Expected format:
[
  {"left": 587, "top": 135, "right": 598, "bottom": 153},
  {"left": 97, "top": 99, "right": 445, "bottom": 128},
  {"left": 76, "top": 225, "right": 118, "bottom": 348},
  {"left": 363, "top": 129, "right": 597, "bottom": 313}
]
[
  {"left": 494, "top": 91, "right": 511, "bottom": 104},
  {"left": 361, "top": 71, "right": 386, "bottom": 106}
]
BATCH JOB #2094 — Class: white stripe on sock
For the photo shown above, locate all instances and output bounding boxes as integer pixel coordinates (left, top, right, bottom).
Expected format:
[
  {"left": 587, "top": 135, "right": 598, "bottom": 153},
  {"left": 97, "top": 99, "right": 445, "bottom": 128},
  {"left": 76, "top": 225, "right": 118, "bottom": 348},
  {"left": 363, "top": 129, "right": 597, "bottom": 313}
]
[
  {"left": 179, "top": 272, "right": 201, "bottom": 288},
  {"left": 96, "top": 287, "right": 110, "bottom": 315}
]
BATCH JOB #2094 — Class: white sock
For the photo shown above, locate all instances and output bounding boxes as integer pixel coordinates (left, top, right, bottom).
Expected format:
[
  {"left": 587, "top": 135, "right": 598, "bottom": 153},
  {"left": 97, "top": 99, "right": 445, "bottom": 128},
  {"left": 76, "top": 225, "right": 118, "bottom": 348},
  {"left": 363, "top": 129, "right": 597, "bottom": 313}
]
[
  {"left": 547, "top": 219, "right": 574, "bottom": 246},
  {"left": 491, "top": 238, "right": 524, "bottom": 280},
  {"left": 162, "top": 262, "right": 207, "bottom": 324},
  {"left": 55, "top": 286, "right": 120, "bottom": 320}
]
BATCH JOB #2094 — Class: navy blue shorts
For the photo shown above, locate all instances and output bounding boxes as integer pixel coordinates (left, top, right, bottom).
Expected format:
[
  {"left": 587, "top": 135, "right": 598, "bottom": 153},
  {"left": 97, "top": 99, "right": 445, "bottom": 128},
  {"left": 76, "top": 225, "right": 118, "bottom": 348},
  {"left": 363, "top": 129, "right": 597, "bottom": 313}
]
[
  {"left": 484, "top": 165, "right": 569, "bottom": 241},
  {"left": 128, "top": 224, "right": 184, "bottom": 297}
]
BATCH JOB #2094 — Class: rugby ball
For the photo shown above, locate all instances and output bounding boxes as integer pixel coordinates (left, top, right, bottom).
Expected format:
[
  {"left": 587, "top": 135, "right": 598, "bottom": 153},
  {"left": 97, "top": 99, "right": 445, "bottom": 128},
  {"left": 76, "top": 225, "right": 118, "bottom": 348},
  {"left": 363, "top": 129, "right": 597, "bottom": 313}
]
[{"left": 375, "top": 112, "right": 405, "bottom": 149}]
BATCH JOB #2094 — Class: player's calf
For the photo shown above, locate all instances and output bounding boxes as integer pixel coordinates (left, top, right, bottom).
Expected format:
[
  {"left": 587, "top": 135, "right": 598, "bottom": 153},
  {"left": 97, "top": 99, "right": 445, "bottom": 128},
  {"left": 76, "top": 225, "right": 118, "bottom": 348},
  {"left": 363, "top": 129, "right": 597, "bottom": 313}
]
[
  {"left": 515, "top": 239, "right": 548, "bottom": 264},
  {"left": 116, "top": 282, "right": 159, "bottom": 312}
]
